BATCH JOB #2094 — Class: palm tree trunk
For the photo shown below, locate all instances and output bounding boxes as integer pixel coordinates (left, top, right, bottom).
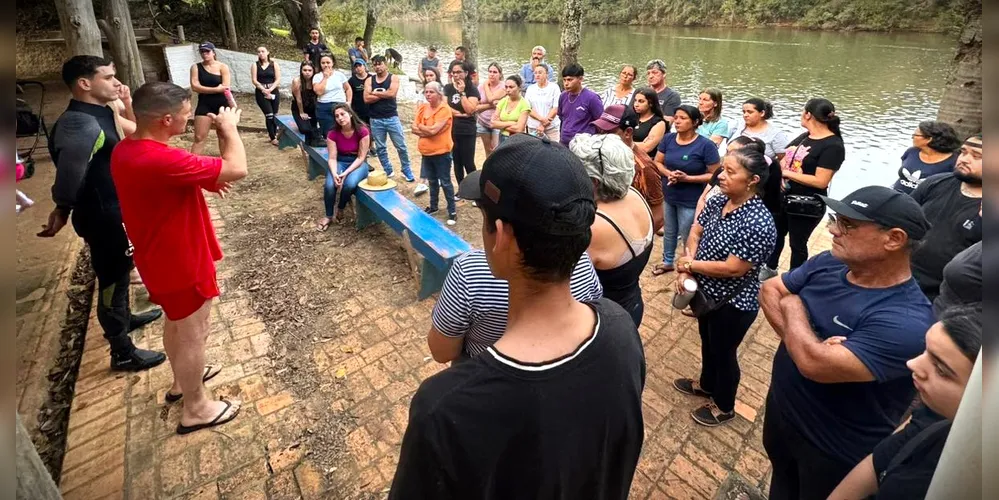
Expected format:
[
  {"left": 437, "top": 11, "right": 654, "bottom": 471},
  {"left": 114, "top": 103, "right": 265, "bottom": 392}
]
[
  {"left": 936, "top": 0, "right": 981, "bottom": 139},
  {"left": 461, "top": 0, "right": 479, "bottom": 68},
  {"left": 559, "top": 0, "right": 582, "bottom": 76}
]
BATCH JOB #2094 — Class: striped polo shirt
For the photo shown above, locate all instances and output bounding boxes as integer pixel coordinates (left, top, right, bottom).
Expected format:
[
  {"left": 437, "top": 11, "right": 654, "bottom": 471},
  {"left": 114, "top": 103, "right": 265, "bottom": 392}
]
[{"left": 432, "top": 249, "right": 604, "bottom": 357}]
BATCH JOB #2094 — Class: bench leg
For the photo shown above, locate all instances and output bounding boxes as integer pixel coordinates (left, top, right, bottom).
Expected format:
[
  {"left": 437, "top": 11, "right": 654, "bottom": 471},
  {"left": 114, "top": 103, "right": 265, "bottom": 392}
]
[
  {"left": 355, "top": 198, "right": 379, "bottom": 229},
  {"left": 277, "top": 130, "right": 297, "bottom": 150},
  {"left": 307, "top": 156, "right": 326, "bottom": 181},
  {"left": 418, "top": 260, "right": 447, "bottom": 300}
]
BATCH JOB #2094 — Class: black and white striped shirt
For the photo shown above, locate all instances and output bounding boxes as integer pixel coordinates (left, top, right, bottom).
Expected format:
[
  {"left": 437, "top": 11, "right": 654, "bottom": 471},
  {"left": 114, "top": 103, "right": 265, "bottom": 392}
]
[{"left": 432, "top": 250, "right": 604, "bottom": 356}]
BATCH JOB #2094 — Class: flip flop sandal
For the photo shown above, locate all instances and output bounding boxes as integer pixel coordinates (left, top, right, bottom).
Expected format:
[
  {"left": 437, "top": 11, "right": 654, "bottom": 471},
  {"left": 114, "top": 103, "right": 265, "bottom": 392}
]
[
  {"left": 652, "top": 263, "right": 674, "bottom": 276},
  {"left": 165, "top": 365, "right": 223, "bottom": 403},
  {"left": 175, "top": 399, "right": 240, "bottom": 435},
  {"left": 316, "top": 218, "right": 331, "bottom": 232}
]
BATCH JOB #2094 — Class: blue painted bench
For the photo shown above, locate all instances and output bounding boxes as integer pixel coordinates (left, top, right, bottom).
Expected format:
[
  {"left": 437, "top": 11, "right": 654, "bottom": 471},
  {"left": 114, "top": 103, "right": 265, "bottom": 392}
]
[
  {"left": 275, "top": 115, "right": 326, "bottom": 180},
  {"left": 275, "top": 116, "right": 472, "bottom": 299}
]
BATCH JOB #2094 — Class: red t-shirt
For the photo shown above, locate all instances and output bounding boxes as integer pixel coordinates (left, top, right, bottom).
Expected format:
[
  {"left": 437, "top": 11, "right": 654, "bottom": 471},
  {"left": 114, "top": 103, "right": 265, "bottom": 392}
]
[{"left": 111, "top": 138, "right": 223, "bottom": 295}]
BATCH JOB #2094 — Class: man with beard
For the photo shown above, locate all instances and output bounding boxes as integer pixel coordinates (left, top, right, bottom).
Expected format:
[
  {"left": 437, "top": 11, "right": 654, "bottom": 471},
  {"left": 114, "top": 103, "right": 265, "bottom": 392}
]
[{"left": 909, "top": 135, "right": 983, "bottom": 302}]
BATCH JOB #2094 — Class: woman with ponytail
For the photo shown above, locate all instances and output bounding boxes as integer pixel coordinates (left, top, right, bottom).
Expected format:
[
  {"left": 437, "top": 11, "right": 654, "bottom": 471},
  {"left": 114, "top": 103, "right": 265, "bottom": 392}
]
[{"left": 760, "top": 98, "right": 846, "bottom": 280}]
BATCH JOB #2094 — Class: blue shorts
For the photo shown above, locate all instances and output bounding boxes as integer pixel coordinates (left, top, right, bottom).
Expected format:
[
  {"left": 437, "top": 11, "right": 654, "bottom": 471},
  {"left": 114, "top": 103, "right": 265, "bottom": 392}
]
[{"left": 476, "top": 122, "right": 500, "bottom": 136}]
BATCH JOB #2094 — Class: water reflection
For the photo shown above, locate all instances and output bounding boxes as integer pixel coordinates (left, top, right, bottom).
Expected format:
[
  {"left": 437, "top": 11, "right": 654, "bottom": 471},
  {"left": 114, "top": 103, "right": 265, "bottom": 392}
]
[{"left": 388, "top": 22, "right": 953, "bottom": 198}]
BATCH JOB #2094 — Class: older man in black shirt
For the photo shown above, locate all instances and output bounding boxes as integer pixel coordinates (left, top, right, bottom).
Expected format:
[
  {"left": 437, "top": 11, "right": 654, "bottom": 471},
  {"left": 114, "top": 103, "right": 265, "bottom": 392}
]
[
  {"left": 909, "top": 135, "right": 983, "bottom": 302},
  {"left": 389, "top": 135, "right": 646, "bottom": 499}
]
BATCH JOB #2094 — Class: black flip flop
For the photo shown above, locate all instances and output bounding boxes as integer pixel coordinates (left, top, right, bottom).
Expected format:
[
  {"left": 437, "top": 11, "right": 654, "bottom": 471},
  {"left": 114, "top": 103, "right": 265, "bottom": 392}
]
[
  {"left": 165, "top": 365, "right": 223, "bottom": 403},
  {"left": 175, "top": 399, "right": 240, "bottom": 435}
]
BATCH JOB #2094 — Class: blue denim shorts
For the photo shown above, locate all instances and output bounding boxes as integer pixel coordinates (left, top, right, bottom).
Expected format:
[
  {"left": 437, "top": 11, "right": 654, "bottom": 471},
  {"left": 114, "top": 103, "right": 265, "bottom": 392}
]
[{"left": 476, "top": 122, "right": 500, "bottom": 136}]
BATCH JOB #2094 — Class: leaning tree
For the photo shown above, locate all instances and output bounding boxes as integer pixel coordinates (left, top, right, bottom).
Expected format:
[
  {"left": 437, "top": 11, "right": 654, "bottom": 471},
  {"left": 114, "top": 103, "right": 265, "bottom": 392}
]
[
  {"left": 936, "top": 0, "right": 981, "bottom": 139},
  {"left": 362, "top": 0, "right": 378, "bottom": 54},
  {"left": 282, "top": 0, "right": 325, "bottom": 49},
  {"left": 97, "top": 0, "right": 146, "bottom": 89}
]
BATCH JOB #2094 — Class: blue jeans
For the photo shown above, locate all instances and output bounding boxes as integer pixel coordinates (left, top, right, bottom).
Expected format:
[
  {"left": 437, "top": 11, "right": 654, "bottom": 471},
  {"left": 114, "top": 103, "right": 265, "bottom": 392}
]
[
  {"left": 316, "top": 101, "right": 337, "bottom": 138},
  {"left": 423, "top": 153, "right": 455, "bottom": 215},
  {"left": 662, "top": 201, "right": 696, "bottom": 265},
  {"left": 369, "top": 116, "right": 413, "bottom": 179},
  {"left": 324, "top": 156, "right": 369, "bottom": 217}
]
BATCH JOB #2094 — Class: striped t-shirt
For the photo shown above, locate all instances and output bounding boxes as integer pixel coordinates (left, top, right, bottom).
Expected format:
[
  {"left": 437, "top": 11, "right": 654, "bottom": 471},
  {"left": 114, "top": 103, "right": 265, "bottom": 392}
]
[{"left": 432, "top": 250, "right": 604, "bottom": 357}]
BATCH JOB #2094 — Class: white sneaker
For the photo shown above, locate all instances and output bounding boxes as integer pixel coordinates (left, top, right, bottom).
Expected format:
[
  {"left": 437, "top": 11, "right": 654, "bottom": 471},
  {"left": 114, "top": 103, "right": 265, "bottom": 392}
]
[
  {"left": 413, "top": 183, "right": 428, "bottom": 196},
  {"left": 447, "top": 214, "right": 457, "bottom": 226},
  {"left": 758, "top": 265, "right": 778, "bottom": 282}
]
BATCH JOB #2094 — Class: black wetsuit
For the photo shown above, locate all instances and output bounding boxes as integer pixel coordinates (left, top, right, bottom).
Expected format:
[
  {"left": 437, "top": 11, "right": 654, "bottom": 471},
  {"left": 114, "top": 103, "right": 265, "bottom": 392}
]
[{"left": 49, "top": 100, "right": 138, "bottom": 357}]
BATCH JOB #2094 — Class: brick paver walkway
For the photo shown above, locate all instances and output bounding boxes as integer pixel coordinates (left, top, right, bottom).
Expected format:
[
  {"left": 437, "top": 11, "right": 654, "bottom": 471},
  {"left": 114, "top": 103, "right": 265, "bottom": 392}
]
[{"left": 26, "top": 95, "right": 834, "bottom": 498}]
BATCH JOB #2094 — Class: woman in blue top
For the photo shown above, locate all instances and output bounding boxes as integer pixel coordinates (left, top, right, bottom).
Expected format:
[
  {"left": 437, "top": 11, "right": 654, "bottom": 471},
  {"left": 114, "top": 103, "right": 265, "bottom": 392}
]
[
  {"left": 696, "top": 88, "right": 729, "bottom": 147},
  {"left": 652, "top": 105, "right": 721, "bottom": 275},
  {"left": 893, "top": 120, "right": 960, "bottom": 195}
]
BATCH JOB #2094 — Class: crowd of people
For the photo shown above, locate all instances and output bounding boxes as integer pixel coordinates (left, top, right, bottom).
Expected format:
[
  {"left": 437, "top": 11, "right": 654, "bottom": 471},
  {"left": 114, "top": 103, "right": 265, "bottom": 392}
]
[{"left": 34, "top": 28, "right": 983, "bottom": 499}]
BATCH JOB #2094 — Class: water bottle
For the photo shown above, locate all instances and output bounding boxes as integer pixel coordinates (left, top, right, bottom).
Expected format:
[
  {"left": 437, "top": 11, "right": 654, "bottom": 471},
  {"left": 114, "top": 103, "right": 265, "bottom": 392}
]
[
  {"left": 223, "top": 87, "right": 236, "bottom": 108},
  {"left": 672, "top": 278, "right": 698, "bottom": 309}
]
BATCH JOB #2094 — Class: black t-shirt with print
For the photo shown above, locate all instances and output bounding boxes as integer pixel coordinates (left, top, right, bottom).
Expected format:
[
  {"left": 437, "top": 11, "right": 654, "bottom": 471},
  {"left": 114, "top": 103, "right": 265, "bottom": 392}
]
[
  {"left": 444, "top": 82, "right": 481, "bottom": 137},
  {"left": 910, "top": 173, "right": 983, "bottom": 301},
  {"left": 347, "top": 74, "right": 370, "bottom": 121},
  {"left": 388, "top": 298, "right": 646, "bottom": 500},
  {"left": 302, "top": 41, "right": 328, "bottom": 68},
  {"left": 781, "top": 132, "right": 846, "bottom": 197}
]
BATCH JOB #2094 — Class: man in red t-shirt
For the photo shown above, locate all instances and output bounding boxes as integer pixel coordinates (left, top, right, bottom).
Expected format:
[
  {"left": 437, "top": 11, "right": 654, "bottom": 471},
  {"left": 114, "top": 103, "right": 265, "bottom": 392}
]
[{"left": 111, "top": 81, "right": 247, "bottom": 434}]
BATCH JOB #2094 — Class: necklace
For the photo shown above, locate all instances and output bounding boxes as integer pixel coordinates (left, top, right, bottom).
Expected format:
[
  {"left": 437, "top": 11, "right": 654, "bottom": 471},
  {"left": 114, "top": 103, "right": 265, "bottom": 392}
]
[
  {"left": 960, "top": 183, "right": 982, "bottom": 198},
  {"left": 567, "top": 91, "right": 581, "bottom": 105}
]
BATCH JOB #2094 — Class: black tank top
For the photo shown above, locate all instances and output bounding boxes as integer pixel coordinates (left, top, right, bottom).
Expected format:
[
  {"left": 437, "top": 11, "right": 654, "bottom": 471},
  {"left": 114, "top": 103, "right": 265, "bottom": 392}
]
[
  {"left": 633, "top": 115, "right": 664, "bottom": 154},
  {"left": 593, "top": 203, "right": 654, "bottom": 314},
  {"left": 367, "top": 74, "right": 397, "bottom": 119},
  {"left": 197, "top": 63, "right": 223, "bottom": 93},
  {"left": 256, "top": 61, "right": 276, "bottom": 86}
]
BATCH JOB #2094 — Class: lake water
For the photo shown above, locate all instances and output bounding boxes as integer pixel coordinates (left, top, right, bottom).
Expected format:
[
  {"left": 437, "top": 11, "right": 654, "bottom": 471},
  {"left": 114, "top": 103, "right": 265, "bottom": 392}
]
[{"left": 387, "top": 22, "right": 955, "bottom": 199}]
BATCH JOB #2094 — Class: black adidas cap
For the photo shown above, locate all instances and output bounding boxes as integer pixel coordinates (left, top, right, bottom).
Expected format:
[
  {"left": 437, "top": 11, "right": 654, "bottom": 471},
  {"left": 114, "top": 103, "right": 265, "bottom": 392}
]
[
  {"left": 820, "top": 186, "right": 931, "bottom": 240},
  {"left": 457, "top": 134, "right": 596, "bottom": 236}
]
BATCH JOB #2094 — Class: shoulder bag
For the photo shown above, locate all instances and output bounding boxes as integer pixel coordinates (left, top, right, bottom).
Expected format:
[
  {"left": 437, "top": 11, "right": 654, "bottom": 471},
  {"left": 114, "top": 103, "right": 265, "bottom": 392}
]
[{"left": 780, "top": 140, "right": 826, "bottom": 219}]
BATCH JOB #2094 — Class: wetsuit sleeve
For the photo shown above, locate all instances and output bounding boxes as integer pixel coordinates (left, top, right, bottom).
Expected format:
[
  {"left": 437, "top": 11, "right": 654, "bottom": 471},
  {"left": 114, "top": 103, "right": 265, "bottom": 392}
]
[{"left": 50, "top": 112, "right": 104, "bottom": 209}]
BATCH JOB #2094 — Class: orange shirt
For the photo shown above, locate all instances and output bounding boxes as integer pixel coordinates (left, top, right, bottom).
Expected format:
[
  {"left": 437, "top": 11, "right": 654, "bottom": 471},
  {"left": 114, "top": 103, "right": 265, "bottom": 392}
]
[{"left": 415, "top": 102, "right": 453, "bottom": 156}]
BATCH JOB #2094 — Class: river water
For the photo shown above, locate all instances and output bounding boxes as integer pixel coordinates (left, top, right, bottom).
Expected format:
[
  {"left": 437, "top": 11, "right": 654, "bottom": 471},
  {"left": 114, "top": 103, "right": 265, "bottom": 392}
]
[{"left": 387, "top": 22, "right": 954, "bottom": 199}]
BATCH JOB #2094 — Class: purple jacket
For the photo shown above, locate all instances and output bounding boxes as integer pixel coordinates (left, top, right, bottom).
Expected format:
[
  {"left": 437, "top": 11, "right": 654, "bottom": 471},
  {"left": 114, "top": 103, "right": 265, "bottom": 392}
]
[{"left": 557, "top": 89, "right": 604, "bottom": 146}]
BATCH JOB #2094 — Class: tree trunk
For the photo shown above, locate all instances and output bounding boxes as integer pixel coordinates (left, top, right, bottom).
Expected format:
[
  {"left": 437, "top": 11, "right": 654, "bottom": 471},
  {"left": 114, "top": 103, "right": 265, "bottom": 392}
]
[
  {"left": 218, "top": 0, "right": 239, "bottom": 49},
  {"left": 558, "top": 0, "right": 582, "bottom": 77},
  {"left": 460, "top": 0, "right": 479, "bottom": 68},
  {"left": 936, "top": 1, "right": 981, "bottom": 139},
  {"left": 97, "top": 0, "right": 145, "bottom": 90},
  {"left": 282, "top": 0, "right": 321, "bottom": 49},
  {"left": 363, "top": 0, "right": 378, "bottom": 53},
  {"left": 54, "top": 0, "right": 103, "bottom": 56},
  {"left": 16, "top": 414, "right": 61, "bottom": 500}
]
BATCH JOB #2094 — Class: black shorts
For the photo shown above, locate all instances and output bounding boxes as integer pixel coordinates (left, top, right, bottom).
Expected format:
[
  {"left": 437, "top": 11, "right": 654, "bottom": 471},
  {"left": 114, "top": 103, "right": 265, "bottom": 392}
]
[{"left": 195, "top": 94, "right": 229, "bottom": 116}]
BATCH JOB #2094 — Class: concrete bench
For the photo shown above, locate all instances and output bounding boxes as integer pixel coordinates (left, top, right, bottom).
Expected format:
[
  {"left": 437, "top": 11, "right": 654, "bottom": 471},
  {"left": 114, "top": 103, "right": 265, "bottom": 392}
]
[
  {"left": 276, "top": 115, "right": 472, "bottom": 299},
  {"left": 275, "top": 115, "right": 326, "bottom": 180}
]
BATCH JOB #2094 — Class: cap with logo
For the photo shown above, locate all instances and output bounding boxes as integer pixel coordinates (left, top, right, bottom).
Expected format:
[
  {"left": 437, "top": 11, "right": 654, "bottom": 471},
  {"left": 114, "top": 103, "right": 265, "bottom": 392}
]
[
  {"left": 457, "top": 134, "right": 596, "bottom": 236},
  {"left": 198, "top": 42, "right": 216, "bottom": 52},
  {"left": 592, "top": 104, "right": 639, "bottom": 132},
  {"left": 819, "top": 186, "right": 931, "bottom": 240}
]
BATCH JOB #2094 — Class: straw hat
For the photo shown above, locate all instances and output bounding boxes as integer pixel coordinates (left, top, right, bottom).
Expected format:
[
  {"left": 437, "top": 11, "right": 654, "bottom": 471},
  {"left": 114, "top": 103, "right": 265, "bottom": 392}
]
[{"left": 358, "top": 170, "right": 397, "bottom": 191}]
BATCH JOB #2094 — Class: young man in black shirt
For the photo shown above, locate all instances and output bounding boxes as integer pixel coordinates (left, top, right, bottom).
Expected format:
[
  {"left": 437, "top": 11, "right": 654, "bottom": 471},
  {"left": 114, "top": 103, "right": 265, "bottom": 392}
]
[
  {"left": 301, "top": 28, "right": 328, "bottom": 69},
  {"left": 910, "top": 135, "right": 983, "bottom": 302},
  {"left": 347, "top": 59, "right": 371, "bottom": 124},
  {"left": 389, "top": 134, "right": 646, "bottom": 499}
]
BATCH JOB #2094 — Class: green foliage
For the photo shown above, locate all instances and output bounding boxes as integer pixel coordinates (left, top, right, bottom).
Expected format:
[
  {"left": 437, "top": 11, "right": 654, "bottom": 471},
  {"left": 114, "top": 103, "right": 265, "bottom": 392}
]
[
  {"left": 476, "top": 0, "right": 964, "bottom": 31},
  {"left": 319, "top": 0, "right": 403, "bottom": 49}
]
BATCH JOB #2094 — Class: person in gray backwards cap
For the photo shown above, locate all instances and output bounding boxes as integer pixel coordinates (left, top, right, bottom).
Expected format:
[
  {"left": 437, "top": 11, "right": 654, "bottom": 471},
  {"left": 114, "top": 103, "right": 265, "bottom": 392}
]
[{"left": 389, "top": 134, "right": 646, "bottom": 500}]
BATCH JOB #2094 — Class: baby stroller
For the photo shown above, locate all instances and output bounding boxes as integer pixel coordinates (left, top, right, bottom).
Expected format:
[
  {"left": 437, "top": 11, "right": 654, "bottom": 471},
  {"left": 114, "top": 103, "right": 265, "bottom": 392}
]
[{"left": 16, "top": 80, "right": 50, "bottom": 181}]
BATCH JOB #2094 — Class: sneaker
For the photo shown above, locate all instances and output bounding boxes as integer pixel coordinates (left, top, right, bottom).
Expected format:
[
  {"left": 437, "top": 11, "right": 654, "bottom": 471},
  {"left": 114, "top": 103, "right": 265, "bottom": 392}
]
[
  {"left": 454, "top": 195, "right": 463, "bottom": 202},
  {"left": 758, "top": 265, "right": 778, "bottom": 282},
  {"left": 691, "top": 402, "right": 736, "bottom": 427},
  {"left": 673, "top": 378, "right": 712, "bottom": 398},
  {"left": 405, "top": 176, "right": 416, "bottom": 183},
  {"left": 111, "top": 348, "right": 167, "bottom": 372},
  {"left": 413, "top": 183, "right": 428, "bottom": 196},
  {"left": 128, "top": 308, "right": 163, "bottom": 334},
  {"left": 424, "top": 206, "right": 439, "bottom": 214},
  {"left": 447, "top": 213, "right": 457, "bottom": 226}
]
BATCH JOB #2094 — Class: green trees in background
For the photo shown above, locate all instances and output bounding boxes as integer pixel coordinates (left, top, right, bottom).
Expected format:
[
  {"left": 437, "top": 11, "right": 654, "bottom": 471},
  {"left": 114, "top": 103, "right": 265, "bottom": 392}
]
[{"left": 476, "top": 0, "right": 963, "bottom": 31}]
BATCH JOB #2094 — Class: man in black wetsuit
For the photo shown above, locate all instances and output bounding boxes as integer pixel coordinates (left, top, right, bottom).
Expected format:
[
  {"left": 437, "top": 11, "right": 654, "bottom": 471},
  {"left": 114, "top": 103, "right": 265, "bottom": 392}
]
[{"left": 39, "top": 55, "right": 165, "bottom": 371}]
